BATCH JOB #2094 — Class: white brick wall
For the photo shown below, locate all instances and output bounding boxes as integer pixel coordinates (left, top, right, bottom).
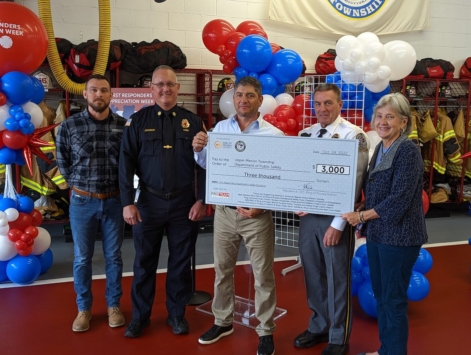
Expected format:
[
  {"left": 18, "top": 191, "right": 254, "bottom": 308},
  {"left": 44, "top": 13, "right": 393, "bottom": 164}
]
[{"left": 19, "top": 0, "right": 471, "bottom": 75}]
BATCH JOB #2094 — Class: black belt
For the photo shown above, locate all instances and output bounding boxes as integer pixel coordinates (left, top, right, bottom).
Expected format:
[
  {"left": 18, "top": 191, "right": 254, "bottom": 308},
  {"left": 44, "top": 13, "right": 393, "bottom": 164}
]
[{"left": 141, "top": 184, "right": 189, "bottom": 200}]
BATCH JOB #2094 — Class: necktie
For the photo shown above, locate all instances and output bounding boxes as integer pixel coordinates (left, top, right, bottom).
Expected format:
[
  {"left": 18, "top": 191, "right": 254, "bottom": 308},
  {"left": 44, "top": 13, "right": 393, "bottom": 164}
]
[
  {"left": 162, "top": 112, "right": 176, "bottom": 192},
  {"left": 318, "top": 128, "right": 328, "bottom": 138}
]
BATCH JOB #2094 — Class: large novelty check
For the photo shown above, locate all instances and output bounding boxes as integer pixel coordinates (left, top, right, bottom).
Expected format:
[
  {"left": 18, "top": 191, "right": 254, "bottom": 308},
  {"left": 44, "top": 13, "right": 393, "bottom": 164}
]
[{"left": 205, "top": 132, "right": 359, "bottom": 215}]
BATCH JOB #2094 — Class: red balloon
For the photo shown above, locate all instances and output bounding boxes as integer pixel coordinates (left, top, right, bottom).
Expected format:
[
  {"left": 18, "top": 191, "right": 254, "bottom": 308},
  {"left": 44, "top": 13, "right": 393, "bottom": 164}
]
[
  {"left": 15, "top": 239, "right": 27, "bottom": 251},
  {"left": 284, "top": 130, "right": 298, "bottom": 136},
  {"left": 30, "top": 209, "right": 43, "bottom": 227},
  {"left": 20, "top": 233, "right": 32, "bottom": 243},
  {"left": 263, "top": 114, "right": 274, "bottom": 121},
  {"left": 249, "top": 28, "right": 268, "bottom": 39},
  {"left": 275, "top": 121, "right": 287, "bottom": 132},
  {"left": 8, "top": 212, "right": 33, "bottom": 231},
  {"left": 216, "top": 44, "right": 226, "bottom": 56},
  {"left": 219, "top": 56, "right": 227, "bottom": 64},
  {"left": 222, "top": 49, "right": 233, "bottom": 59},
  {"left": 363, "top": 122, "right": 371, "bottom": 132},
  {"left": 226, "top": 56, "right": 239, "bottom": 69},
  {"left": 292, "top": 94, "right": 311, "bottom": 116},
  {"left": 18, "top": 246, "right": 32, "bottom": 256},
  {"left": 0, "top": 3, "right": 48, "bottom": 77},
  {"left": 273, "top": 104, "right": 292, "bottom": 116},
  {"left": 286, "top": 118, "right": 298, "bottom": 131},
  {"left": 2, "top": 130, "right": 28, "bottom": 150},
  {"left": 270, "top": 43, "right": 281, "bottom": 53},
  {"left": 236, "top": 20, "right": 264, "bottom": 36},
  {"left": 25, "top": 226, "right": 39, "bottom": 238},
  {"left": 222, "top": 63, "right": 234, "bottom": 74},
  {"left": 8, "top": 229, "right": 22, "bottom": 242},
  {"left": 226, "top": 32, "right": 246, "bottom": 52},
  {"left": 275, "top": 106, "right": 296, "bottom": 123},
  {"left": 202, "top": 19, "right": 235, "bottom": 54},
  {"left": 0, "top": 93, "right": 7, "bottom": 106},
  {"left": 422, "top": 190, "right": 430, "bottom": 215}
]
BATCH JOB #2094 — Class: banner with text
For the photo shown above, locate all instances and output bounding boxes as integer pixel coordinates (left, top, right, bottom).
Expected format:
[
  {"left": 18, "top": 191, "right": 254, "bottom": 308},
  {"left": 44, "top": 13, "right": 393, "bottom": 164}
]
[
  {"left": 269, "top": 0, "right": 429, "bottom": 35},
  {"left": 110, "top": 88, "right": 154, "bottom": 119}
]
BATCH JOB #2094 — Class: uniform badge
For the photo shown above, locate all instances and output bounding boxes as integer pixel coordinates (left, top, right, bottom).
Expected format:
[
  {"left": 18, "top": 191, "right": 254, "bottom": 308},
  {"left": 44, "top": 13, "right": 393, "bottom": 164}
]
[
  {"left": 157, "top": 111, "right": 162, "bottom": 116},
  {"left": 356, "top": 133, "right": 368, "bottom": 152},
  {"left": 332, "top": 133, "right": 340, "bottom": 139},
  {"left": 181, "top": 119, "right": 190, "bottom": 129},
  {"left": 144, "top": 128, "right": 155, "bottom": 132}
]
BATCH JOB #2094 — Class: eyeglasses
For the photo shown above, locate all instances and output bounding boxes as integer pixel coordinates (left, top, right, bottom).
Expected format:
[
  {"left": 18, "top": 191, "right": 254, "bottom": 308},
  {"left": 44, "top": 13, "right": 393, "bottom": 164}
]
[{"left": 151, "top": 82, "right": 178, "bottom": 88}]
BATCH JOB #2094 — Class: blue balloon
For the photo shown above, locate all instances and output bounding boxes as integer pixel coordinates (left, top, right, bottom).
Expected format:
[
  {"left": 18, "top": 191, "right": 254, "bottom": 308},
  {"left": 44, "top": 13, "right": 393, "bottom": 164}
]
[
  {"left": 364, "top": 107, "right": 374, "bottom": 123},
  {"left": 351, "top": 256, "right": 363, "bottom": 272},
  {"left": 352, "top": 271, "right": 364, "bottom": 285},
  {"left": 0, "top": 260, "right": 9, "bottom": 283},
  {"left": 0, "top": 147, "right": 18, "bottom": 165},
  {"left": 361, "top": 252, "right": 369, "bottom": 267},
  {"left": 407, "top": 271, "right": 430, "bottom": 301},
  {"left": 413, "top": 248, "right": 433, "bottom": 274},
  {"left": 0, "top": 71, "right": 35, "bottom": 105},
  {"left": 351, "top": 280, "right": 360, "bottom": 297},
  {"left": 9, "top": 105, "right": 24, "bottom": 117},
  {"left": 0, "top": 197, "right": 16, "bottom": 211},
  {"left": 272, "top": 85, "right": 286, "bottom": 97},
  {"left": 19, "top": 118, "right": 31, "bottom": 128},
  {"left": 233, "top": 66, "right": 248, "bottom": 78},
  {"left": 325, "top": 74, "right": 335, "bottom": 84},
  {"left": 6, "top": 255, "right": 41, "bottom": 285},
  {"left": 15, "top": 112, "right": 25, "bottom": 121},
  {"left": 259, "top": 73, "right": 278, "bottom": 96},
  {"left": 20, "top": 123, "right": 35, "bottom": 135},
  {"left": 358, "top": 281, "right": 377, "bottom": 318},
  {"left": 371, "top": 85, "right": 391, "bottom": 101},
  {"left": 248, "top": 72, "right": 259, "bottom": 79},
  {"left": 29, "top": 76, "right": 46, "bottom": 104},
  {"left": 17, "top": 196, "right": 34, "bottom": 213},
  {"left": 355, "top": 244, "right": 367, "bottom": 259},
  {"left": 236, "top": 35, "right": 272, "bottom": 73},
  {"left": 265, "top": 49, "right": 303, "bottom": 85},
  {"left": 35, "top": 249, "right": 54, "bottom": 274},
  {"left": 5, "top": 118, "right": 20, "bottom": 131},
  {"left": 14, "top": 149, "right": 26, "bottom": 166},
  {"left": 361, "top": 266, "right": 371, "bottom": 281}
]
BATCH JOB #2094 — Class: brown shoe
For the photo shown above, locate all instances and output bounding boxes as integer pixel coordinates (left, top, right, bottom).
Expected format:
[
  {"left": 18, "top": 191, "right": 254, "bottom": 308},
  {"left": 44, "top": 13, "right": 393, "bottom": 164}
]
[
  {"left": 72, "top": 310, "right": 92, "bottom": 332},
  {"left": 108, "top": 307, "right": 125, "bottom": 328}
]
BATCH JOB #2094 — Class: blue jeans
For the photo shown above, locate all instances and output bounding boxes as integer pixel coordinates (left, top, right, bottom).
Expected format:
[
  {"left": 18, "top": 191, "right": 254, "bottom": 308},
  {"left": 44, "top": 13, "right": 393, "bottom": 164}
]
[
  {"left": 69, "top": 191, "right": 125, "bottom": 311},
  {"left": 367, "top": 241, "right": 420, "bottom": 355}
]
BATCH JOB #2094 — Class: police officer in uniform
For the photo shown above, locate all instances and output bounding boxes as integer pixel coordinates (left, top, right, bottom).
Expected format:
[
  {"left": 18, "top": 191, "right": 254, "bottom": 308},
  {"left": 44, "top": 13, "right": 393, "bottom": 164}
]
[
  {"left": 294, "top": 84, "right": 369, "bottom": 355},
  {"left": 119, "top": 65, "right": 206, "bottom": 338}
]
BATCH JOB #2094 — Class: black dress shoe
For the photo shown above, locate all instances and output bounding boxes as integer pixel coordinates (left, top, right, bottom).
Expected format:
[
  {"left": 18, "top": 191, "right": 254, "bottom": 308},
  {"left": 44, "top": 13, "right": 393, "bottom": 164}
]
[
  {"left": 321, "top": 343, "right": 350, "bottom": 355},
  {"left": 124, "top": 319, "right": 150, "bottom": 338},
  {"left": 294, "top": 330, "right": 329, "bottom": 348},
  {"left": 166, "top": 316, "right": 189, "bottom": 334}
]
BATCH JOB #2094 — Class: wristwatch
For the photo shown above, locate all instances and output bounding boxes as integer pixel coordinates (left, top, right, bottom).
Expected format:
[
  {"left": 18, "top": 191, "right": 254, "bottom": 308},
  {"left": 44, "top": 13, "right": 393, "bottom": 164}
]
[{"left": 197, "top": 198, "right": 205, "bottom": 205}]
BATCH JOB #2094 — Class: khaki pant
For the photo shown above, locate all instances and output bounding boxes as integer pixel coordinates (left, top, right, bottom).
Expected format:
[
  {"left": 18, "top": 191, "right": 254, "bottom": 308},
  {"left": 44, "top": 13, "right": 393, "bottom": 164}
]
[{"left": 212, "top": 206, "right": 277, "bottom": 336}]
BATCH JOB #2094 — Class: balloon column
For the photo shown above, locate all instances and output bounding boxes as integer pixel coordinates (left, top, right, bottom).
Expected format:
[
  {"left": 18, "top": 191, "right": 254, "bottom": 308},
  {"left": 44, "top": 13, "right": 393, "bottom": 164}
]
[
  {"left": 352, "top": 244, "right": 433, "bottom": 318},
  {"left": 0, "top": 3, "right": 55, "bottom": 285},
  {"left": 202, "top": 19, "right": 304, "bottom": 96}
]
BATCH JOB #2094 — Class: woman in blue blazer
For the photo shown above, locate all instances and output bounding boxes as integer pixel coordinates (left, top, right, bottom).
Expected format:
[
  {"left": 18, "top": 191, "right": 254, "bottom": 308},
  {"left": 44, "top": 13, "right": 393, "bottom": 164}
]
[{"left": 343, "top": 93, "right": 428, "bottom": 355}]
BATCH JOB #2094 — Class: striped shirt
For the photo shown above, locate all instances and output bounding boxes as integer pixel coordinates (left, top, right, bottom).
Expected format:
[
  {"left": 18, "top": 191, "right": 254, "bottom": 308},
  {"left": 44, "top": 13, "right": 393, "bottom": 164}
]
[{"left": 56, "top": 109, "right": 127, "bottom": 193}]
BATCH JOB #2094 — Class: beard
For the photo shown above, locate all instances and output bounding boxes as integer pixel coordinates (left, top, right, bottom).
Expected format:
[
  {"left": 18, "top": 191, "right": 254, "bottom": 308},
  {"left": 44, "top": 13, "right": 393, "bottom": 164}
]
[{"left": 88, "top": 99, "right": 109, "bottom": 113}]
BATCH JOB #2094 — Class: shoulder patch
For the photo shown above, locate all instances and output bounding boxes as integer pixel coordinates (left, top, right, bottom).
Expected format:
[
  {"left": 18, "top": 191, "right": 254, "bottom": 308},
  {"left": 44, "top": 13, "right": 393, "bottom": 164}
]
[
  {"left": 125, "top": 119, "right": 132, "bottom": 126},
  {"left": 356, "top": 133, "right": 368, "bottom": 152}
]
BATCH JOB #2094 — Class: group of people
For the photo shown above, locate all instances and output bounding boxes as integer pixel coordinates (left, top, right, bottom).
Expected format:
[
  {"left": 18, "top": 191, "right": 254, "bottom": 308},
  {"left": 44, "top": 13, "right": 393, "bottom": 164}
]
[{"left": 56, "top": 65, "right": 427, "bottom": 355}]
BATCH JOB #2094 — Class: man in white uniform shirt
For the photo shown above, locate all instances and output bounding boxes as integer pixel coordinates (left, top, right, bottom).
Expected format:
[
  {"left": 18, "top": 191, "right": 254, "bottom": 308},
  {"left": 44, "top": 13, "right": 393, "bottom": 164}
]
[
  {"left": 192, "top": 77, "right": 283, "bottom": 355},
  {"left": 294, "top": 83, "right": 369, "bottom": 355}
]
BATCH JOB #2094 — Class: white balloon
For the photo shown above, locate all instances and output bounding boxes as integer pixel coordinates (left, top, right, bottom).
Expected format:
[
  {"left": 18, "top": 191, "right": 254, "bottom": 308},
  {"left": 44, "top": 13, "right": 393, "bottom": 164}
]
[
  {"left": 0, "top": 103, "right": 11, "bottom": 131},
  {"left": 336, "top": 35, "right": 361, "bottom": 60},
  {"left": 258, "top": 95, "right": 277, "bottom": 117},
  {"left": 363, "top": 42, "right": 386, "bottom": 63},
  {"left": 275, "top": 93, "right": 294, "bottom": 106},
  {"left": 22, "top": 101, "right": 44, "bottom": 128},
  {"left": 32, "top": 227, "right": 52, "bottom": 255},
  {"left": 366, "top": 130, "right": 381, "bottom": 148},
  {"left": 383, "top": 40, "right": 417, "bottom": 81},
  {"left": 0, "top": 218, "right": 8, "bottom": 227},
  {"left": 4, "top": 208, "right": 19, "bottom": 222},
  {"left": 0, "top": 212, "right": 5, "bottom": 219},
  {"left": 357, "top": 32, "right": 380, "bottom": 47},
  {"left": 365, "top": 78, "right": 390, "bottom": 93},
  {"left": 342, "top": 58, "right": 355, "bottom": 71},
  {"left": 354, "top": 236, "right": 367, "bottom": 254},
  {"left": 0, "top": 235, "right": 17, "bottom": 261},
  {"left": 354, "top": 61, "right": 368, "bottom": 74},
  {"left": 0, "top": 224, "right": 10, "bottom": 235},
  {"left": 334, "top": 56, "right": 344, "bottom": 72},
  {"left": 350, "top": 48, "right": 364, "bottom": 63},
  {"left": 340, "top": 70, "right": 363, "bottom": 86},
  {"left": 364, "top": 71, "right": 378, "bottom": 84},
  {"left": 367, "top": 57, "right": 381, "bottom": 71},
  {"left": 377, "top": 65, "right": 392, "bottom": 80},
  {"left": 218, "top": 88, "right": 236, "bottom": 119}
]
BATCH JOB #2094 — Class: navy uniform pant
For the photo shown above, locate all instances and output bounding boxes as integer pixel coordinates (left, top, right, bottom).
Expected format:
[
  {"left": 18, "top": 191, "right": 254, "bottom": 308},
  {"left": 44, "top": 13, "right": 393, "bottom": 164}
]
[
  {"left": 298, "top": 214, "right": 354, "bottom": 345},
  {"left": 130, "top": 190, "right": 196, "bottom": 321}
]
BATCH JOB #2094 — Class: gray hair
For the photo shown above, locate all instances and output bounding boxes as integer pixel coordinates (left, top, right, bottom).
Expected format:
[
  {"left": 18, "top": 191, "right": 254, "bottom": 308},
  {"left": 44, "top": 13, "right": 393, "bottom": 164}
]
[
  {"left": 372, "top": 92, "right": 412, "bottom": 135},
  {"left": 314, "top": 83, "right": 341, "bottom": 102}
]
